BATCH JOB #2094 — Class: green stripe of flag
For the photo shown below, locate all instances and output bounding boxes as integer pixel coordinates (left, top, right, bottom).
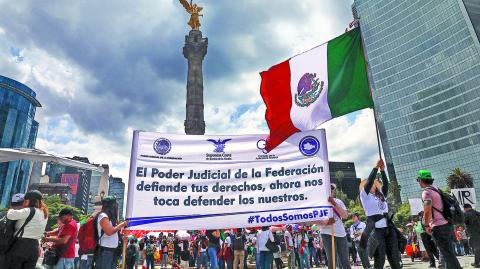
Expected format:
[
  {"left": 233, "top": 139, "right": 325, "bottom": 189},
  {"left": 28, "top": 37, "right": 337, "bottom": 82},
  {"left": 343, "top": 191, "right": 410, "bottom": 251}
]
[{"left": 327, "top": 28, "right": 374, "bottom": 117}]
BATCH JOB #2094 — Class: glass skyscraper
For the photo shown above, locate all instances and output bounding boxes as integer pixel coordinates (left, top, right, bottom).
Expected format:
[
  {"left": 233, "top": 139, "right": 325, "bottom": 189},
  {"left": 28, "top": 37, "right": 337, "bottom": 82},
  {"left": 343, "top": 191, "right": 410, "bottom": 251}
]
[
  {"left": 353, "top": 0, "right": 480, "bottom": 202},
  {"left": 108, "top": 176, "right": 125, "bottom": 220},
  {"left": 0, "top": 75, "right": 41, "bottom": 208}
]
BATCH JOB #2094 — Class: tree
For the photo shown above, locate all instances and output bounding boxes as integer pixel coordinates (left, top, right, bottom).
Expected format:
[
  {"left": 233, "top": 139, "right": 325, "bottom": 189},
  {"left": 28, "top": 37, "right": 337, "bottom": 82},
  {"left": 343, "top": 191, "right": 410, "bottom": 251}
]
[
  {"left": 335, "top": 171, "right": 345, "bottom": 191},
  {"left": 388, "top": 180, "right": 402, "bottom": 212},
  {"left": 447, "top": 168, "right": 474, "bottom": 189},
  {"left": 392, "top": 203, "right": 411, "bottom": 228},
  {"left": 44, "top": 195, "right": 89, "bottom": 230}
]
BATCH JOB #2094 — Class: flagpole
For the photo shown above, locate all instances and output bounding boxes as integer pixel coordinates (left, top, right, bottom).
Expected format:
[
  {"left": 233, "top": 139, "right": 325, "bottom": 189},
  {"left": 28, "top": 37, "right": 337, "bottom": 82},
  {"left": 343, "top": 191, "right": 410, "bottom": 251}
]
[
  {"left": 331, "top": 224, "right": 336, "bottom": 268},
  {"left": 358, "top": 20, "right": 383, "bottom": 160}
]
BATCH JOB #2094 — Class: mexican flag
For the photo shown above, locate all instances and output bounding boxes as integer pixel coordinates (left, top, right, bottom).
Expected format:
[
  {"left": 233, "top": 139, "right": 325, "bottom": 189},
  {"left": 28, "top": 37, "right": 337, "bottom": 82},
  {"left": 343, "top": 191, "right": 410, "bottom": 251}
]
[{"left": 260, "top": 28, "right": 374, "bottom": 151}]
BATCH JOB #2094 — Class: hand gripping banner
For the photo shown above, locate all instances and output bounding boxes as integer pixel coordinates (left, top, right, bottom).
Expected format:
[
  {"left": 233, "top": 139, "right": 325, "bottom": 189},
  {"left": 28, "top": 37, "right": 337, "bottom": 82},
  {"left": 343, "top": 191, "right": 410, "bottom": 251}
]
[{"left": 125, "top": 130, "right": 332, "bottom": 230}]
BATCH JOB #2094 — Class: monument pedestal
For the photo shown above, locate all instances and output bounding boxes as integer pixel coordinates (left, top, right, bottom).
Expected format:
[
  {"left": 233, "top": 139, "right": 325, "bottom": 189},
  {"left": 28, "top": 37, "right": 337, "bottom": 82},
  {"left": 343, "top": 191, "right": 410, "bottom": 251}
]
[{"left": 183, "top": 30, "right": 207, "bottom": 135}]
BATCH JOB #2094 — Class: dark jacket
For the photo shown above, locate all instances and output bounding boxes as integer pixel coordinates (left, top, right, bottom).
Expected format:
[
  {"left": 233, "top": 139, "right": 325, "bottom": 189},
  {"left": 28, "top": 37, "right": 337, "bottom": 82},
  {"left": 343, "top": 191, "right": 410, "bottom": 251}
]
[{"left": 464, "top": 209, "right": 480, "bottom": 240}]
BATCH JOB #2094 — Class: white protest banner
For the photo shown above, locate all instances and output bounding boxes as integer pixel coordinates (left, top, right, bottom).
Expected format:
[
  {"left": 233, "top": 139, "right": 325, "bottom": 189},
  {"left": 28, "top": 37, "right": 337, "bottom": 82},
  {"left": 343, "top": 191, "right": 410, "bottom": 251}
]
[
  {"left": 451, "top": 188, "right": 477, "bottom": 209},
  {"left": 408, "top": 199, "right": 424, "bottom": 216},
  {"left": 126, "top": 130, "right": 332, "bottom": 230}
]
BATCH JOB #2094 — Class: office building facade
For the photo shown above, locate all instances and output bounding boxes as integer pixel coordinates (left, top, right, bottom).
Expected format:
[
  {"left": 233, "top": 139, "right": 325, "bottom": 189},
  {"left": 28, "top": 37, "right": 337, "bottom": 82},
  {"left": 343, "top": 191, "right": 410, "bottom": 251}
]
[
  {"left": 0, "top": 76, "right": 41, "bottom": 208},
  {"left": 87, "top": 164, "right": 109, "bottom": 214},
  {"left": 45, "top": 156, "right": 93, "bottom": 213},
  {"left": 329, "top": 161, "right": 361, "bottom": 200},
  {"left": 108, "top": 176, "right": 125, "bottom": 220},
  {"left": 353, "top": 0, "right": 480, "bottom": 201}
]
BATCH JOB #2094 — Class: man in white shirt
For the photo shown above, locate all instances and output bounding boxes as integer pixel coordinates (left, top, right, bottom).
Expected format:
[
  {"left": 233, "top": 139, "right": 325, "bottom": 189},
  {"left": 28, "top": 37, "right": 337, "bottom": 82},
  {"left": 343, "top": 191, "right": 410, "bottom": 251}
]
[
  {"left": 349, "top": 213, "right": 370, "bottom": 269},
  {"left": 317, "top": 184, "right": 351, "bottom": 269},
  {"left": 284, "top": 225, "right": 295, "bottom": 269}
]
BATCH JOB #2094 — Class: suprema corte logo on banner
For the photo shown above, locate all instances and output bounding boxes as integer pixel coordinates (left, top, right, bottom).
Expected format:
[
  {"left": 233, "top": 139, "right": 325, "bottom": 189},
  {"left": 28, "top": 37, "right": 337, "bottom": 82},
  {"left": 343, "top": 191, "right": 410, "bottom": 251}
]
[
  {"left": 206, "top": 138, "right": 232, "bottom": 160},
  {"left": 299, "top": 136, "right": 320, "bottom": 156},
  {"left": 153, "top": 138, "right": 171, "bottom": 155}
]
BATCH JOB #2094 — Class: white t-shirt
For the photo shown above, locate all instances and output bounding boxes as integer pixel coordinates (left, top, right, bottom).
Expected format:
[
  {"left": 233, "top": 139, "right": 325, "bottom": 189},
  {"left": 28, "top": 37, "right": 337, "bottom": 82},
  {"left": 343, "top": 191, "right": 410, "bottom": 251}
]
[
  {"left": 7, "top": 208, "right": 47, "bottom": 240},
  {"left": 294, "top": 233, "right": 308, "bottom": 249},
  {"left": 349, "top": 221, "right": 366, "bottom": 242},
  {"left": 97, "top": 212, "right": 119, "bottom": 248},
  {"left": 360, "top": 189, "right": 388, "bottom": 228},
  {"left": 284, "top": 230, "right": 293, "bottom": 247},
  {"left": 256, "top": 230, "right": 274, "bottom": 252},
  {"left": 320, "top": 198, "right": 347, "bottom": 237},
  {"left": 224, "top": 236, "right": 232, "bottom": 247}
]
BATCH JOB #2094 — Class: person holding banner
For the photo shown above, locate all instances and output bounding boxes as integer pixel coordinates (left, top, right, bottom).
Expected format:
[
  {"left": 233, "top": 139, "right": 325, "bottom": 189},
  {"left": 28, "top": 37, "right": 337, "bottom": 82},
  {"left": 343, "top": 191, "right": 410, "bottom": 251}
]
[
  {"left": 95, "top": 196, "right": 129, "bottom": 269},
  {"left": 317, "top": 183, "right": 350, "bottom": 269},
  {"left": 359, "top": 159, "right": 401, "bottom": 269}
]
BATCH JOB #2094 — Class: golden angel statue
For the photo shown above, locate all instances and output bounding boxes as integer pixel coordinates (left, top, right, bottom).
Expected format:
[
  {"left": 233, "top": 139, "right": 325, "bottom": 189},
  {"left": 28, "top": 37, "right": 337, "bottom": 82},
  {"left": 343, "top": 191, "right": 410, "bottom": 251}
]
[{"left": 179, "top": 0, "right": 203, "bottom": 30}]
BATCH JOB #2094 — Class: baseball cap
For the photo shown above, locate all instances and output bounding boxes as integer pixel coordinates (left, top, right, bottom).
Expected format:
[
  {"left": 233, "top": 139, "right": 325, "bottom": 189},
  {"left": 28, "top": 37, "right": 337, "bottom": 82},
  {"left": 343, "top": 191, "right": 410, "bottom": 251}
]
[
  {"left": 417, "top": 170, "right": 433, "bottom": 181},
  {"left": 351, "top": 212, "right": 359, "bottom": 217},
  {"left": 24, "top": 190, "right": 43, "bottom": 201},
  {"left": 11, "top": 193, "right": 25, "bottom": 204},
  {"left": 58, "top": 208, "right": 73, "bottom": 217},
  {"left": 101, "top": 196, "right": 117, "bottom": 205}
]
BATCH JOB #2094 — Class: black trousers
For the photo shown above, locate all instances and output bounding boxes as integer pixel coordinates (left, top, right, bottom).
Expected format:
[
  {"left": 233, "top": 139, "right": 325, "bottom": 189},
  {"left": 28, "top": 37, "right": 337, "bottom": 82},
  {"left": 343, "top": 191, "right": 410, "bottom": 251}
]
[
  {"left": 421, "top": 232, "right": 439, "bottom": 266},
  {"left": 5, "top": 238, "right": 39, "bottom": 269},
  {"left": 432, "top": 224, "right": 462, "bottom": 269},
  {"left": 372, "top": 228, "right": 401, "bottom": 269},
  {"left": 470, "top": 235, "right": 480, "bottom": 266}
]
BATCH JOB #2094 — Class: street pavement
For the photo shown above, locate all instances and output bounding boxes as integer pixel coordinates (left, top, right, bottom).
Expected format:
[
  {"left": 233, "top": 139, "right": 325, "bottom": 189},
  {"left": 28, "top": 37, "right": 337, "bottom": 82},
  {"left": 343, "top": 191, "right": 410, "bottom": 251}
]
[
  {"left": 351, "top": 255, "right": 475, "bottom": 269},
  {"left": 127, "top": 255, "right": 476, "bottom": 269}
]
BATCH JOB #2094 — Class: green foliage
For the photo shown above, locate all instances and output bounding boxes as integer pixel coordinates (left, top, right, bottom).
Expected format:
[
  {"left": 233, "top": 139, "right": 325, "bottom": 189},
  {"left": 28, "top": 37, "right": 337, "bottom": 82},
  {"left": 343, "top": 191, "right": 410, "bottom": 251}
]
[
  {"left": 392, "top": 203, "right": 411, "bottom": 227},
  {"left": 344, "top": 199, "right": 366, "bottom": 228},
  {"left": 447, "top": 168, "right": 474, "bottom": 189},
  {"left": 335, "top": 171, "right": 345, "bottom": 190},
  {"left": 44, "top": 195, "right": 89, "bottom": 230}
]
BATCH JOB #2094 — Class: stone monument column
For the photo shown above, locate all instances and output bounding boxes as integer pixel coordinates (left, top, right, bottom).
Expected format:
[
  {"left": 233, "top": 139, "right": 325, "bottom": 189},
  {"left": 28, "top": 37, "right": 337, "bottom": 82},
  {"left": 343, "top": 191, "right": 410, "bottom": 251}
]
[{"left": 183, "top": 30, "right": 207, "bottom": 135}]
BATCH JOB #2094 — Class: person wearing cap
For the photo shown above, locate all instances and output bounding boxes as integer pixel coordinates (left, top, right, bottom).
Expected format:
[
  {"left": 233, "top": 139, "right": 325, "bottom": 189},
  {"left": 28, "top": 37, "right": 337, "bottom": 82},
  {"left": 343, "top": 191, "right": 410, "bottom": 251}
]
[
  {"left": 44, "top": 208, "right": 77, "bottom": 269},
  {"left": 313, "top": 183, "right": 350, "bottom": 269},
  {"left": 357, "top": 159, "right": 400, "bottom": 269},
  {"left": 5, "top": 190, "right": 48, "bottom": 269},
  {"left": 417, "top": 169, "right": 462, "bottom": 269},
  {"left": 0, "top": 193, "right": 27, "bottom": 268},
  {"left": 349, "top": 213, "right": 370, "bottom": 269},
  {"left": 464, "top": 203, "right": 480, "bottom": 267},
  {"left": 95, "top": 196, "right": 128, "bottom": 269},
  {"left": 284, "top": 224, "right": 295, "bottom": 269}
]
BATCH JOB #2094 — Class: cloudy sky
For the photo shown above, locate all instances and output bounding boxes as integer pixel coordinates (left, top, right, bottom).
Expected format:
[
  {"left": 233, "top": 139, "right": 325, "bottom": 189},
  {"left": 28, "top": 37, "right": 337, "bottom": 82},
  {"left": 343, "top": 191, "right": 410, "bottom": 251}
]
[{"left": 0, "top": 0, "right": 380, "bottom": 188}]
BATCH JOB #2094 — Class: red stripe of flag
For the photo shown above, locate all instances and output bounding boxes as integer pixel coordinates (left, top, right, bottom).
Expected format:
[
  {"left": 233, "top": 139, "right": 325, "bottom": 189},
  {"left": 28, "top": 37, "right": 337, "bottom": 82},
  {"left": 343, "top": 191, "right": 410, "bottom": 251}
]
[{"left": 260, "top": 60, "right": 300, "bottom": 152}]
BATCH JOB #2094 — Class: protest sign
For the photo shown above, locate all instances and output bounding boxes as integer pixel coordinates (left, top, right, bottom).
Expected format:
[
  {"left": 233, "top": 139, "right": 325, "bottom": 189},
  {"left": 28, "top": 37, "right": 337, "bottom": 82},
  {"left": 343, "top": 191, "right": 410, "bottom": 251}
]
[
  {"left": 125, "top": 130, "right": 332, "bottom": 230},
  {"left": 451, "top": 188, "right": 477, "bottom": 209},
  {"left": 408, "top": 198, "right": 424, "bottom": 216}
]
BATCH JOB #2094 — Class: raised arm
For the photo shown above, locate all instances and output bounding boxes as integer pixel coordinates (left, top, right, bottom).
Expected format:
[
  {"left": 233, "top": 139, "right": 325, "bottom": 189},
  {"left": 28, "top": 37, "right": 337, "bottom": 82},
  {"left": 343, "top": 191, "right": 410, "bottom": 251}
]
[{"left": 364, "top": 168, "right": 378, "bottom": 193}]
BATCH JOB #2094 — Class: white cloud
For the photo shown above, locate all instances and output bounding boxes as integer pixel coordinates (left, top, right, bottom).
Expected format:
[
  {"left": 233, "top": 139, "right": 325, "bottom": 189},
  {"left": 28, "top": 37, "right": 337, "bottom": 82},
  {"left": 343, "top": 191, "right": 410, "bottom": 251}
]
[{"left": 0, "top": 0, "right": 381, "bottom": 192}]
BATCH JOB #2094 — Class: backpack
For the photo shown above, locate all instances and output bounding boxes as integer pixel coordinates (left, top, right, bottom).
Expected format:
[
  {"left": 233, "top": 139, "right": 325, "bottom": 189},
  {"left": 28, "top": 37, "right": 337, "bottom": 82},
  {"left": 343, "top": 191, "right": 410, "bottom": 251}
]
[
  {"left": 126, "top": 244, "right": 137, "bottom": 262},
  {"left": 78, "top": 214, "right": 100, "bottom": 255},
  {"left": 428, "top": 187, "right": 465, "bottom": 225},
  {"left": 145, "top": 245, "right": 154, "bottom": 256},
  {"left": 0, "top": 208, "right": 35, "bottom": 254}
]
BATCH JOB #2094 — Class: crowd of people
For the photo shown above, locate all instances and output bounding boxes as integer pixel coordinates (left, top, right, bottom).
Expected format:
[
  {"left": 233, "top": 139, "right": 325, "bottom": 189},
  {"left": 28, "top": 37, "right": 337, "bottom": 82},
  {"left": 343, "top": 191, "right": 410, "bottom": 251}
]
[{"left": 0, "top": 159, "right": 479, "bottom": 269}]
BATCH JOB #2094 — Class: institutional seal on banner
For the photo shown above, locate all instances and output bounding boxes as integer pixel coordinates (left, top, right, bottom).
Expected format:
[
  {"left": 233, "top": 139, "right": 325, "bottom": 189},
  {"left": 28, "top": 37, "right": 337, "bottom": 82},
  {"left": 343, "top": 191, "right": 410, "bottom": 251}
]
[
  {"left": 299, "top": 136, "right": 320, "bottom": 156},
  {"left": 153, "top": 138, "right": 171, "bottom": 155},
  {"left": 294, "top": 73, "right": 324, "bottom": 107}
]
